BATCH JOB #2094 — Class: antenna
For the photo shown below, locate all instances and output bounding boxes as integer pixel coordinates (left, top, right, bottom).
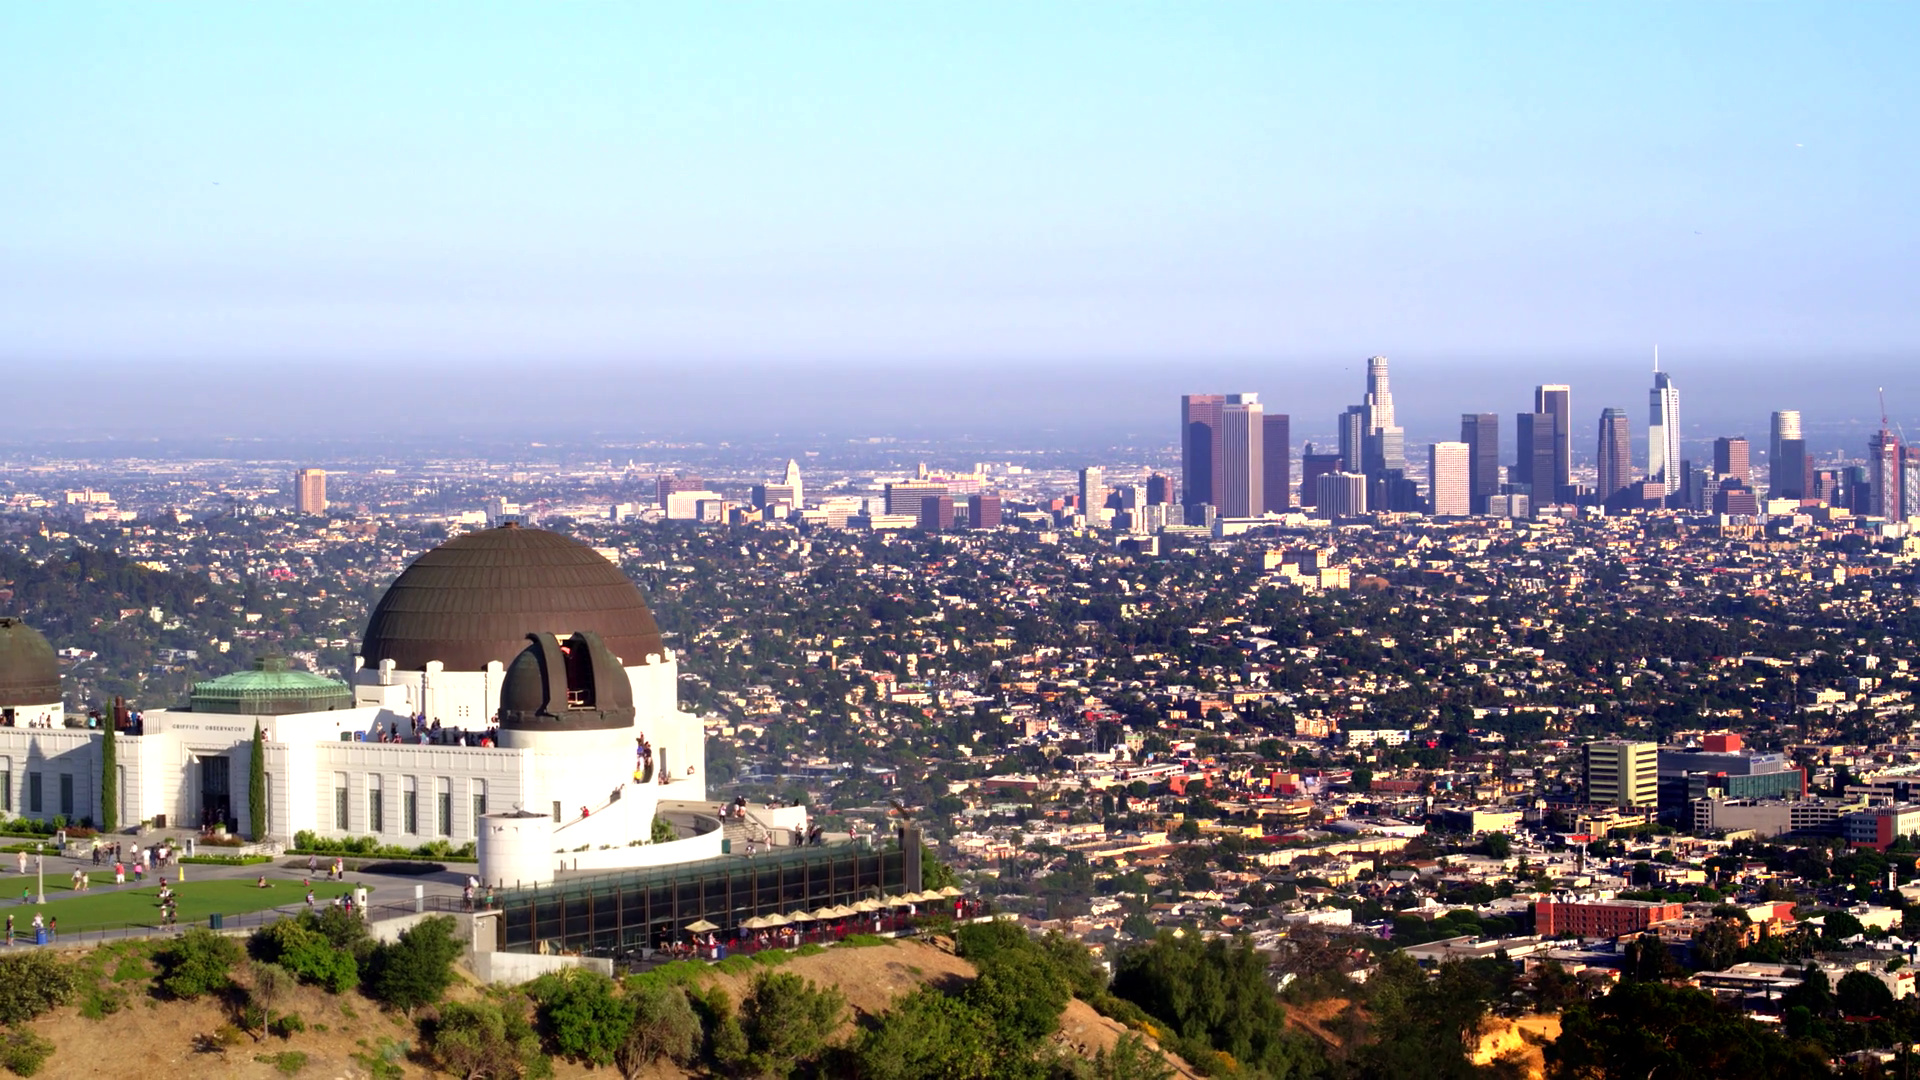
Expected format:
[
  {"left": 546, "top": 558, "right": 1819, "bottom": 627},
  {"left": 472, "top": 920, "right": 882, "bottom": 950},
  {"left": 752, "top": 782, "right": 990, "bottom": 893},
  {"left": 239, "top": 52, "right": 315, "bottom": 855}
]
[
  {"left": 1653, "top": 344, "right": 1659, "bottom": 372},
  {"left": 1880, "top": 387, "right": 1889, "bottom": 430}
]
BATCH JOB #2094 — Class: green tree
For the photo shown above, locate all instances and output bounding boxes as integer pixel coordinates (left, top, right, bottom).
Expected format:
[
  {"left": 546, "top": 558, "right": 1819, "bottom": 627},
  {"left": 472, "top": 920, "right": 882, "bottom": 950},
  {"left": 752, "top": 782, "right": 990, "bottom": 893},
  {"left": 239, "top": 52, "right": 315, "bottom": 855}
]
[
  {"left": 248, "top": 721, "right": 267, "bottom": 839},
  {"left": 1835, "top": 970, "right": 1894, "bottom": 1018},
  {"left": 98, "top": 722, "right": 117, "bottom": 832},
  {"left": 617, "top": 980, "right": 700, "bottom": 1078},
  {"left": 854, "top": 988, "right": 997, "bottom": 1080},
  {"left": 1549, "top": 979, "right": 1824, "bottom": 1079},
  {"left": 0, "top": 953, "right": 75, "bottom": 1024},
  {"left": 1094, "top": 1034, "right": 1176, "bottom": 1080},
  {"left": 651, "top": 815, "right": 678, "bottom": 844},
  {"left": 920, "top": 843, "right": 958, "bottom": 892},
  {"left": 1691, "top": 920, "right": 1745, "bottom": 972},
  {"left": 367, "top": 915, "right": 463, "bottom": 1014},
  {"left": 528, "top": 971, "right": 635, "bottom": 1068},
  {"left": 737, "top": 970, "right": 845, "bottom": 1078},
  {"left": 965, "top": 949, "right": 1070, "bottom": 1046},
  {"left": 1479, "top": 832, "right": 1511, "bottom": 860},
  {"left": 424, "top": 1000, "right": 548, "bottom": 1080},
  {"left": 157, "top": 928, "right": 244, "bottom": 1001}
]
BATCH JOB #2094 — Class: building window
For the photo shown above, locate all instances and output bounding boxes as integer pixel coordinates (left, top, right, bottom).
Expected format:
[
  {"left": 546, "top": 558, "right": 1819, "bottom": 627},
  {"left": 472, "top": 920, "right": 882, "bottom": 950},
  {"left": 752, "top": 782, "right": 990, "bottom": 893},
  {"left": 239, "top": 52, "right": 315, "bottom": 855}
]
[
  {"left": 368, "top": 775, "right": 384, "bottom": 833},
  {"left": 27, "top": 773, "right": 40, "bottom": 815},
  {"left": 403, "top": 777, "right": 418, "bottom": 834},
  {"left": 333, "top": 773, "right": 349, "bottom": 831},
  {"left": 261, "top": 772, "right": 271, "bottom": 834},
  {"left": 59, "top": 775, "right": 73, "bottom": 818},
  {"left": 436, "top": 779, "right": 452, "bottom": 837},
  {"left": 0, "top": 759, "right": 10, "bottom": 813},
  {"left": 552, "top": 800, "right": 561, "bottom": 823},
  {"left": 471, "top": 781, "right": 486, "bottom": 837}
]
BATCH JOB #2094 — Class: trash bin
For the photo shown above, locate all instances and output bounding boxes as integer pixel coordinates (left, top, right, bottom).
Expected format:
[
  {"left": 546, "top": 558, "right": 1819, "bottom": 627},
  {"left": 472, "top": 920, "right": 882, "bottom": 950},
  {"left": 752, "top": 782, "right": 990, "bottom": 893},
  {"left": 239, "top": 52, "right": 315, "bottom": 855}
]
[
  {"left": 209, "top": 913, "right": 224, "bottom": 930},
  {"left": 721, "top": 839, "right": 731, "bottom": 854},
  {"left": 33, "top": 929, "right": 47, "bottom": 946}
]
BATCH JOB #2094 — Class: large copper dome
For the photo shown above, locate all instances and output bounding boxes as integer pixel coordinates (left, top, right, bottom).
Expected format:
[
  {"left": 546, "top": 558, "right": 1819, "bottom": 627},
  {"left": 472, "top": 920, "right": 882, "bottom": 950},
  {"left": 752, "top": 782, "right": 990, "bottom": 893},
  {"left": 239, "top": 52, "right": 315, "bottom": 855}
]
[
  {"left": 358, "top": 526, "right": 666, "bottom": 673},
  {"left": 0, "top": 618, "right": 60, "bottom": 706}
]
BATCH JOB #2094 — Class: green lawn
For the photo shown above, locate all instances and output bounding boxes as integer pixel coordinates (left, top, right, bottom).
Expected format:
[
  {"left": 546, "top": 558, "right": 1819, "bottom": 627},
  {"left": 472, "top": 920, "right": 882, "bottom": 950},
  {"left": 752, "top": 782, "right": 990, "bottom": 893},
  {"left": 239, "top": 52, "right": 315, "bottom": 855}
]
[{"left": 0, "top": 876, "right": 365, "bottom": 936}]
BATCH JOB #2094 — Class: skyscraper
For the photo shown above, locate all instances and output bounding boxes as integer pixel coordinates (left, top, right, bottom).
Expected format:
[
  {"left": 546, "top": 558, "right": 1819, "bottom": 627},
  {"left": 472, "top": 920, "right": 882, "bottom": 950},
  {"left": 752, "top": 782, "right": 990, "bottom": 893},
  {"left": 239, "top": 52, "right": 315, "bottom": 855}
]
[
  {"left": 1338, "top": 406, "right": 1367, "bottom": 481},
  {"left": 1515, "top": 413, "right": 1557, "bottom": 498},
  {"left": 1144, "top": 473, "right": 1173, "bottom": 506},
  {"left": 1316, "top": 472, "right": 1368, "bottom": 518},
  {"left": 1647, "top": 359, "right": 1681, "bottom": 497},
  {"left": 1769, "top": 411, "right": 1807, "bottom": 500},
  {"left": 1179, "top": 394, "right": 1225, "bottom": 511},
  {"left": 1299, "top": 449, "right": 1341, "bottom": 509},
  {"left": 1428, "top": 442, "right": 1470, "bottom": 516},
  {"left": 1712, "top": 437, "right": 1751, "bottom": 486},
  {"left": 783, "top": 459, "right": 805, "bottom": 509},
  {"left": 1596, "top": 408, "right": 1632, "bottom": 504},
  {"left": 968, "top": 493, "right": 1002, "bottom": 529},
  {"left": 1869, "top": 430, "right": 1903, "bottom": 520},
  {"left": 1360, "top": 356, "right": 1404, "bottom": 477},
  {"left": 1904, "top": 447, "right": 1920, "bottom": 522},
  {"left": 1078, "top": 467, "right": 1106, "bottom": 516},
  {"left": 1261, "top": 413, "right": 1291, "bottom": 513},
  {"left": 1460, "top": 414, "right": 1500, "bottom": 514},
  {"left": 1534, "top": 384, "right": 1572, "bottom": 498},
  {"left": 295, "top": 468, "right": 327, "bottom": 515},
  {"left": 1218, "top": 395, "right": 1264, "bottom": 518}
]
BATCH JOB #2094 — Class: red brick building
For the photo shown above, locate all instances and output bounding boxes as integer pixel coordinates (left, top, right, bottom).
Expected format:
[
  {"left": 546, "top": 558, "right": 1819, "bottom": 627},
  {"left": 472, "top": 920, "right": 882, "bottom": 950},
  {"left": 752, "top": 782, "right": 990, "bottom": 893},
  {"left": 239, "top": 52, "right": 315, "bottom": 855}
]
[{"left": 1535, "top": 898, "right": 1685, "bottom": 938}]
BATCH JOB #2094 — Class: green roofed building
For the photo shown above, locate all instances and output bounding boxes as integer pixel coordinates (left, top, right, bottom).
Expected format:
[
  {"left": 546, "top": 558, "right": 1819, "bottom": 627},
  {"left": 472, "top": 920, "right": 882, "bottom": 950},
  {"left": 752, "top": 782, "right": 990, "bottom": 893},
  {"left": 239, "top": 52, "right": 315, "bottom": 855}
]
[{"left": 190, "top": 656, "right": 352, "bottom": 715}]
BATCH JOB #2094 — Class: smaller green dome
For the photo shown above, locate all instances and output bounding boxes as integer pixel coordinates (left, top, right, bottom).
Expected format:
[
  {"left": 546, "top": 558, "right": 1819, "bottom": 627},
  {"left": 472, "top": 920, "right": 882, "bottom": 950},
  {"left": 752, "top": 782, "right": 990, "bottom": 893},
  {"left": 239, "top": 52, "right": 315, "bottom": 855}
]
[{"left": 191, "top": 656, "right": 352, "bottom": 715}]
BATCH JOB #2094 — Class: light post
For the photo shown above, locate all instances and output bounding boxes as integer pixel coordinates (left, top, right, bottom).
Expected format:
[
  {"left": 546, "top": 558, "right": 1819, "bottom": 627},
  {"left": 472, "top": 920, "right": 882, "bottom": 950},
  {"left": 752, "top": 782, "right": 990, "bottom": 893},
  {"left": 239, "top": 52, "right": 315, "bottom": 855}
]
[{"left": 34, "top": 844, "right": 45, "bottom": 906}]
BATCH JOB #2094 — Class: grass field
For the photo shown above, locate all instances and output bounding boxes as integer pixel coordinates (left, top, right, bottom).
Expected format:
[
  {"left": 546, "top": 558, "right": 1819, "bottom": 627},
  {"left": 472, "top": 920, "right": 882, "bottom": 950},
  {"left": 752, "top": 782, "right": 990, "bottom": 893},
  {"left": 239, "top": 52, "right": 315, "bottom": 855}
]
[{"left": 0, "top": 876, "right": 365, "bottom": 936}]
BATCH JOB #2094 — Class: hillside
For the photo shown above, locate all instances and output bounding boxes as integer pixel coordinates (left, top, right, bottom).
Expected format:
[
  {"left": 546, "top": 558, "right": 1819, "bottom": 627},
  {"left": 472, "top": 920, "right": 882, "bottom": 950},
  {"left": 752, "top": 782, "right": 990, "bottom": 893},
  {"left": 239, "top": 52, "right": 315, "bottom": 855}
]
[{"left": 18, "top": 936, "right": 1196, "bottom": 1080}]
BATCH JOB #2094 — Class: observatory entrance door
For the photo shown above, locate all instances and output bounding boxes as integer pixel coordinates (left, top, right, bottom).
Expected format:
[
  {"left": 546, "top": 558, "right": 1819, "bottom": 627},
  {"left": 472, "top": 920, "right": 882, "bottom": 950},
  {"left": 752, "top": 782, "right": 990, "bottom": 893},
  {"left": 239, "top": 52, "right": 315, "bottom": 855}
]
[{"left": 199, "top": 755, "right": 233, "bottom": 831}]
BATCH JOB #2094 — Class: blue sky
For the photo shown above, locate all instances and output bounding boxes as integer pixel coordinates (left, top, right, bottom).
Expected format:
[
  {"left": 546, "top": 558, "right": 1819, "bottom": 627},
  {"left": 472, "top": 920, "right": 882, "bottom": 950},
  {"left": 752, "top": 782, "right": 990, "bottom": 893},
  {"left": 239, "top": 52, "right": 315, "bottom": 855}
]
[{"left": 2, "top": 3, "right": 1916, "bottom": 381}]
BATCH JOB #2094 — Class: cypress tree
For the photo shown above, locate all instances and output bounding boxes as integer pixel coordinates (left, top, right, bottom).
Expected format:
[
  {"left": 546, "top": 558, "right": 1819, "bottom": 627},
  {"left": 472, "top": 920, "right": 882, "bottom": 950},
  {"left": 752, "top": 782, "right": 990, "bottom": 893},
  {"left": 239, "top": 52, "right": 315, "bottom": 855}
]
[
  {"left": 99, "top": 721, "right": 117, "bottom": 832},
  {"left": 249, "top": 721, "right": 268, "bottom": 839}
]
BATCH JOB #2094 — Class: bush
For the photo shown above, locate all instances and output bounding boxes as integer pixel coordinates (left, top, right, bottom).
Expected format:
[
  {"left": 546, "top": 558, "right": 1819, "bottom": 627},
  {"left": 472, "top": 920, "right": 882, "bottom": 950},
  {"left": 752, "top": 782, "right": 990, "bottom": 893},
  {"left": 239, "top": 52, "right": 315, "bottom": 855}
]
[
  {"left": 736, "top": 970, "right": 844, "bottom": 1078},
  {"left": 527, "top": 971, "right": 634, "bottom": 1067},
  {"left": 157, "top": 927, "right": 244, "bottom": 1000},
  {"left": 424, "top": 1001, "right": 546, "bottom": 1080},
  {"left": 251, "top": 918, "right": 360, "bottom": 993},
  {"left": 269, "top": 1013, "right": 307, "bottom": 1039},
  {"left": 254, "top": 1050, "right": 309, "bottom": 1075},
  {"left": 181, "top": 854, "right": 273, "bottom": 866},
  {"left": 367, "top": 916, "right": 463, "bottom": 1014},
  {"left": 619, "top": 981, "right": 700, "bottom": 1076},
  {"left": 0, "top": 953, "right": 75, "bottom": 1025},
  {"left": 0, "top": 1029, "right": 54, "bottom": 1078}
]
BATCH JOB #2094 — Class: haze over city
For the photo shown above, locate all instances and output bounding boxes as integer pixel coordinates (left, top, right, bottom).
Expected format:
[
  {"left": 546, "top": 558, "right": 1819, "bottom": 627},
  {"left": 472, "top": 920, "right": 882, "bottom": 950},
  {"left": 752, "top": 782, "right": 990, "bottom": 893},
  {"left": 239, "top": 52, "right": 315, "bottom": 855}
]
[{"left": 4, "top": 4, "right": 1917, "bottom": 451}]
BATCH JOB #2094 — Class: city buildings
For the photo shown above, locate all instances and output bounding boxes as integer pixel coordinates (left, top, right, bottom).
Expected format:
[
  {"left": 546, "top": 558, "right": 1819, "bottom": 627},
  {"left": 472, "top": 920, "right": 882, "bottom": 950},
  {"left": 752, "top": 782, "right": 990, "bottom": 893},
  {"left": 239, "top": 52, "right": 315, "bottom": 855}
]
[
  {"left": 1534, "top": 384, "right": 1572, "bottom": 499},
  {"left": 1514, "top": 412, "right": 1557, "bottom": 502},
  {"left": 1179, "top": 394, "right": 1225, "bottom": 512},
  {"left": 1078, "top": 467, "right": 1106, "bottom": 520},
  {"left": 1359, "top": 356, "right": 1405, "bottom": 478},
  {"left": 1596, "top": 408, "right": 1632, "bottom": 506},
  {"left": 1647, "top": 362, "right": 1682, "bottom": 498},
  {"left": 1315, "top": 471, "right": 1368, "bottom": 518},
  {"left": 1218, "top": 395, "right": 1264, "bottom": 518},
  {"left": 1535, "top": 897, "right": 1686, "bottom": 938},
  {"left": 1427, "top": 442, "right": 1470, "bottom": 517},
  {"left": 1713, "top": 437, "right": 1751, "bottom": 486},
  {"left": 1584, "top": 740, "right": 1658, "bottom": 809},
  {"left": 1262, "top": 413, "right": 1291, "bottom": 513},
  {"left": 295, "top": 468, "right": 327, "bottom": 515},
  {"left": 967, "top": 493, "right": 1002, "bottom": 529},
  {"left": 1870, "top": 429, "right": 1903, "bottom": 520},
  {"left": 1299, "top": 449, "right": 1341, "bottom": 510},
  {"left": 1460, "top": 413, "right": 1500, "bottom": 514},
  {"left": 1769, "top": 411, "right": 1808, "bottom": 500}
]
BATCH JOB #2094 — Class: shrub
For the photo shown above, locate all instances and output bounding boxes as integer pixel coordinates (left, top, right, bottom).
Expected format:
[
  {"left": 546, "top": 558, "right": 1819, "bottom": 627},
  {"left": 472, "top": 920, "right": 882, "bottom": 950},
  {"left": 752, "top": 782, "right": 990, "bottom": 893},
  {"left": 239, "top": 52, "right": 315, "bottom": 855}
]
[
  {"left": 254, "top": 1050, "right": 309, "bottom": 1075},
  {"left": 528, "top": 971, "right": 633, "bottom": 1067},
  {"left": 0, "top": 1029, "right": 54, "bottom": 1078},
  {"left": 253, "top": 919, "right": 361, "bottom": 994},
  {"left": 737, "top": 970, "right": 844, "bottom": 1078},
  {"left": 157, "top": 928, "right": 244, "bottom": 1000},
  {"left": 269, "top": 1012, "right": 307, "bottom": 1039},
  {"left": 367, "top": 916, "right": 463, "bottom": 1014},
  {"left": 181, "top": 854, "right": 272, "bottom": 866},
  {"left": 0, "top": 953, "right": 75, "bottom": 1025},
  {"left": 618, "top": 981, "right": 700, "bottom": 1076},
  {"left": 423, "top": 1001, "right": 546, "bottom": 1080}
]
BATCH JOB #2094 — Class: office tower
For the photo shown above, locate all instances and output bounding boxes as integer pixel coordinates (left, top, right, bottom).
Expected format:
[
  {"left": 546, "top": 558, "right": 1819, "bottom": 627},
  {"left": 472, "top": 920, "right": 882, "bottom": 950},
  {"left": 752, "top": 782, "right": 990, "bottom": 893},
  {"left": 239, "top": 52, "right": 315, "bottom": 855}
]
[
  {"left": 1218, "top": 395, "right": 1264, "bottom": 517},
  {"left": 918, "top": 495, "right": 955, "bottom": 532},
  {"left": 1585, "top": 740, "right": 1659, "bottom": 808},
  {"left": 1078, "top": 467, "right": 1106, "bottom": 515},
  {"left": 968, "top": 493, "right": 1002, "bottom": 529},
  {"left": 1647, "top": 360, "right": 1681, "bottom": 496},
  {"left": 783, "top": 459, "right": 805, "bottom": 509},
  {"left": 295, "top": 469, "right": 327, "bottom": 515},
  {"left": 1316, "top": 472, "right": 1368, "bottom": 517},
  {"left": 1514, "top": 413, "right": 1557, "bottom": 498},
  {"left": 1179, "top": 394, "right": 1225, "bottom": 510},
  {"left": 1596, "top": 408, "right": 1632, "bottom": 504},
  {"left": 1812, "top": 470, "right": 1842, "bottom": 505},
  {"left": 1261, "top": 413, "right": 1291, "bottom": 512},
  {"left": 1338, "top": 406, "right": 1367, "bottom": 480},
  {"left": 1904, "top": 447, "right": 1920, "bottom": 520},
  {"left": 1460, "top": 413, "right": 1500, "bottom": 513},
  {"left": 1428, "top": 442, "right": 1470, "bottom": 516},
  {"left": 750, "top": 482, "right": 795, "bottom": 510},
  {"left": 1843, "top": 465, "right": 1872, "bottom": 514},
  {"left": 1712, "top": 437, "right": 1751, "bottom": 486},
  {"left": 885, "top": 479, "right": 947, "bottom": 516},
  {"left": 657, "top": 474, "right": 707, "bottom": 507},
  {"left": 1768, "top": 411, "right": 1803, "bottom": 498},
  {"left": 1534, "top": 384, "right": 1572, "bottom": 497},
  {"left": 1357, "top": 356, "right": 1405, "bottom": 477},
  {"left": 1870, "top": 430, "right": 1903, "bottom": 519},
  {"left": 1299, "top": 449, "right": 1342, "bottom": 509},
  {"left": 1144, "top": 473, "right": 1173, "bottom": 506},
  {"left": 1713, "top": 480, "right": 1759, "bottom": 516}
]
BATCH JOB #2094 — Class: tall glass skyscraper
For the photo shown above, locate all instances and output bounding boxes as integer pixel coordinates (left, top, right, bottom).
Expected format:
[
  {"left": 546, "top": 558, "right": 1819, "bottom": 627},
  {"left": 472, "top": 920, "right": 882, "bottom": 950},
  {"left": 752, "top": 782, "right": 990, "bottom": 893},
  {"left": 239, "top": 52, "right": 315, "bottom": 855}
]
[
  {"left": 1460, "top": 413, "right": 1500, "bottom": 514},
  {"left": 1647, "top": 360, "right": 1682, "bottom": 496},
  {"left": 1596, "top": 407, "right": 1632, "bottom": 504},
  {"left": 1534, "top": 384, "right": 1572, "bottom": 498}
]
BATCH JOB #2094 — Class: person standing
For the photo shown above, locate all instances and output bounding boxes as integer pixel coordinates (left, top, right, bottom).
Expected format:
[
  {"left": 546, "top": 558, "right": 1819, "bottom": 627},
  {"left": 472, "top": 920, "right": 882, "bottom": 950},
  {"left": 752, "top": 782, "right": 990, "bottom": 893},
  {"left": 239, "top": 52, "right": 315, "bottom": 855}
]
[{"left": 5, "top": 914, "right": 11, "bottom": 946}]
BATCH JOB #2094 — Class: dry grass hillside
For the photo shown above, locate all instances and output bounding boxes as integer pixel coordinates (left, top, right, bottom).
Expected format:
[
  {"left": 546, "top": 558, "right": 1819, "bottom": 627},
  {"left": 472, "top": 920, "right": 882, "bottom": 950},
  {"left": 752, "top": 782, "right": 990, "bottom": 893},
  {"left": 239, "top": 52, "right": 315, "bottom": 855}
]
[{"left": 19, "top": 936, "right": 1196, "bottom": 1080}]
